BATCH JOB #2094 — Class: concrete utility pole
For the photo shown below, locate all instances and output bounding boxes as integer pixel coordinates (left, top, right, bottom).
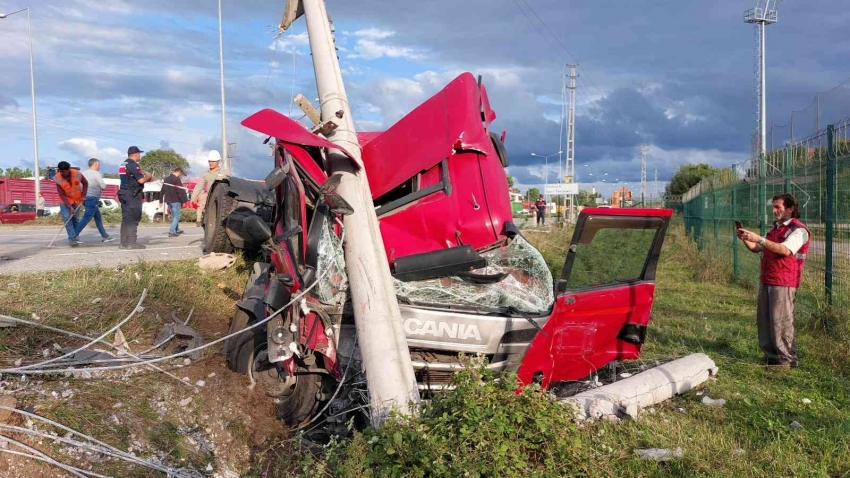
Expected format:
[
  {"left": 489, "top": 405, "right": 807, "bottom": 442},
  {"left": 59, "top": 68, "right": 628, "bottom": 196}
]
[
  {"left": 640, "top": 145, "right": 648, "bottom": 206},
  {"left": 281, "top": 0, "right": 419, "bottom": 425},
  {"left": 566, "top": 64, "right": 578, "bottom": 222},
  {"left": 654, "top": 166, "right": 659, "bottom": 203}
]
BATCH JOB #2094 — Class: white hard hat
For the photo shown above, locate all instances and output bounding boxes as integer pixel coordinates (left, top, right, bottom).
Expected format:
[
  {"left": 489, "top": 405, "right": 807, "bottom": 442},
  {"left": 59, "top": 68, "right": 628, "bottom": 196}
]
[{"left": 207, "top": 150, "right": 222, "bottom": 162}]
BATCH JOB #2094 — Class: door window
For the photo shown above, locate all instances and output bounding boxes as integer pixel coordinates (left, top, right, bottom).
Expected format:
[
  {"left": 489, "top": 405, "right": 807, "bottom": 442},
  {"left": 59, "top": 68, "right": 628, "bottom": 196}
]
[{"left": 560, "top": 215, "right": 665, "bottom": 291}]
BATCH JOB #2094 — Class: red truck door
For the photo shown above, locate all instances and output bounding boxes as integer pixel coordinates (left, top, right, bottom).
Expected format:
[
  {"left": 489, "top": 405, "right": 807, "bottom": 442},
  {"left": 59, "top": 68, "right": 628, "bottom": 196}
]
[{"left": 517, "top": 207, "right": 672, "bottom": 388}]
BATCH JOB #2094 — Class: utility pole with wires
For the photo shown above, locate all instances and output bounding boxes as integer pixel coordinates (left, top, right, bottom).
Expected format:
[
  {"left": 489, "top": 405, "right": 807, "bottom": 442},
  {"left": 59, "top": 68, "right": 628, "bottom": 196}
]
[
  {"left": 566, "top": 64, "right": 578, "bottom": 222},
  {"left": 640, "top": 145, "right": 648, "bottom": 206},
  {"left": 218, "top": 0, "right": 230, "bottom": 175}
]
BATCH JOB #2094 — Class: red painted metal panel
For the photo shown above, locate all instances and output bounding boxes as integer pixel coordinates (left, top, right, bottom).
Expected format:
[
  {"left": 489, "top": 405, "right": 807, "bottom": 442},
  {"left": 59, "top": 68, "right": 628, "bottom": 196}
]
[
  {"left": 0, "top": 178, "right": 118, "bottom": 208},
  {"left": 516, "top": 283, "right": 655, "bottom": 388}
]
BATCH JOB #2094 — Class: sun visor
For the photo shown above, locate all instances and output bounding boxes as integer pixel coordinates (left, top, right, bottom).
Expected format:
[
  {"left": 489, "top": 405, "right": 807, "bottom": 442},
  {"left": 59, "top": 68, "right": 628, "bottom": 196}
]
[{"left": 241, "top": 109, "right": 361, "bottom": 169}]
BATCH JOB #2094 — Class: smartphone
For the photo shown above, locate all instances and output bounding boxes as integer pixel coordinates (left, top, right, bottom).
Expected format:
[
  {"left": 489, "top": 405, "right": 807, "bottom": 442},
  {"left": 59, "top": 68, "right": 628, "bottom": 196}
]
[{"left": 734, "top": 220, "right": 743, "bottom": 230}]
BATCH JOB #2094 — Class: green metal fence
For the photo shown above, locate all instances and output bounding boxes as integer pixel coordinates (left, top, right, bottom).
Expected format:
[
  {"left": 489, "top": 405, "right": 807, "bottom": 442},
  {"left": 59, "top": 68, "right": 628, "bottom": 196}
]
[{"left": 683, "top": 119, "right": 850, "bottom": 316}]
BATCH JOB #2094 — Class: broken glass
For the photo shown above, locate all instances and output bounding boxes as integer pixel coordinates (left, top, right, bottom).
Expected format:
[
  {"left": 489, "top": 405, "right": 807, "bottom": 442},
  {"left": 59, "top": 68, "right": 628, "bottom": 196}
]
[
  {"left": 315, "top": 222, "right": 349, "bottom": 305},
  {"left": 393, "top": 236, "right": 554, "bottom": 314}
]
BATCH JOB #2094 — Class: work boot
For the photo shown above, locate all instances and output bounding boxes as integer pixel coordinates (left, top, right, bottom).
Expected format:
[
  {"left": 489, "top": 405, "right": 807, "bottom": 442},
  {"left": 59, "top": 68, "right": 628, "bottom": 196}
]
[
  {"left": 69, "top": 239, "right": 81, "bottom": 247},
  {"left": 168, "top": 232, "right": 179, "bottom": 238},
  {"left": 126, "top": 243, "right": 146, "bottom": 250}
]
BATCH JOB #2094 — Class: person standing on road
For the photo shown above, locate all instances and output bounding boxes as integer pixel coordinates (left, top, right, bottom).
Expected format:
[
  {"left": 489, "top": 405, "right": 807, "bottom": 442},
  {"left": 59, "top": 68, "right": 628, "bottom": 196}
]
[
  {"left": 191, "top": 150, "right": 226, "bottom": 228},
  {"left": 36, "top": 193, "right": 45, "bottom": 218},
  {"left": 737, "top": 193, "right": 810, "bottom": 369},
  {"left": 54, "top": 161, "right": 88, "bottom": 247},
  {"left": 118, "top": 146, "right": 153, "bottom": 250},
  {"left": 163, "top": 167, "right": 188, "bottom": 237},
  {"left": 75, "top": 158, "right": 115, "bottom": 243},
  {"left": 535, "top": 197, "right": 547, "bottom": 226}
]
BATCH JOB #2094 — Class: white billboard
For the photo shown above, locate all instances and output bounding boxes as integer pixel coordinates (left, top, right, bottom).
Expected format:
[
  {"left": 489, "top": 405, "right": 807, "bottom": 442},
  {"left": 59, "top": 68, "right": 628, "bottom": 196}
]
[{"left": 544, "top": 183, "right": 579, "bottom": 196}]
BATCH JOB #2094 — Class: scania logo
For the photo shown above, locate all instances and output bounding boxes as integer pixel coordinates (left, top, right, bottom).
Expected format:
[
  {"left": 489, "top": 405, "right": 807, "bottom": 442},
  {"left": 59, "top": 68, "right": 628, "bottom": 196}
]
[{"left": 404, "top": 318, "right": 482, "bottom": 342}]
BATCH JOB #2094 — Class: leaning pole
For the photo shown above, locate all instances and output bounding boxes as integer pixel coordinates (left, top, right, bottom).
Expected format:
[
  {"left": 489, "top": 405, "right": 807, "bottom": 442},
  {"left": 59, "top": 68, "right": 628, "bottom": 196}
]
[{"left": 281, "top": 0, "right": 419, "bottom": 425}]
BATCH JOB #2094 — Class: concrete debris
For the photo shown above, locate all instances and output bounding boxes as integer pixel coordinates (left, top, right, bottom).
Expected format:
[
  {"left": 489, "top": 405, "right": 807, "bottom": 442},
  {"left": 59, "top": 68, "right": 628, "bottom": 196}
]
[
  {"left": 179, "top": 398, "right": 192, "bottom": 407},
  {"left": 562, "top": 353, "right": 718, "bottom": 421},
  {"left": 60, "top": 390, "right": 73, "bottom": 399},
  {"left": 206, "top": 463, "right": 214, "bottom": 472},
  {"left": 31, "top": 312, "right": 40, "bottom": 320},
  {"left": 790, "top": 421, "right": 804, "bottom": 430},
  {"left": 52, "top": 343, "right": 62, "bottom": 351},
  {"left": 802, "top": 398, "right": 812, "bottom": 404},
  {"left": 92, "top": 298, "right": 102, "bottom": 304},
  {"left": 619, "top": 372, "right": 633, "bottom": 379},
  {"left": 183, "top": 359, "right": 192, "bottom": 366},
  {"left": 676, "top": 407, "right": 688, "bottom": 414},
  {"left": 733, "top": 449, "right": 745, "bottom": 456},
  {"left": 198, "top": 253, "right": 236, "bottom": 271},
  {"left": 207, "top": 373, "right": 216, "bottom": 379},
  {"left": 134, "top": 272, "right": 141, "bottom": 281},
  {"left": 182, "top": 377, "right": 191, "bottom": 383},
  {"left": 195, "top": 380, "right": 205, "bottom": 388},
  {"left": 42, "top": 349, "right": 50, "bottom": 358},
  {"left": 701, "top": 396, "right": 726, "bottom": 407},
  {"left": 114, "top": 329, "right": 130, "bottom": 351},
  {"left": 634, "top": 447, "right": 683, "bottom": 461},
  {"left": 113, "top": 402, "right": 123, "bottom": 409},
  {"left": 13, "top": 358, "right": 22, "bottom": 367}
]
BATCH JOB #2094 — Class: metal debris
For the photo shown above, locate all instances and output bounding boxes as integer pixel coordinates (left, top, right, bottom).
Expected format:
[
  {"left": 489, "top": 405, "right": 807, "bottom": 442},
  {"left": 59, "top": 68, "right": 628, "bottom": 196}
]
[
  {"left": 153, "top": 322, "right": 204, "bottom": 359},
  {"left": 701, "top": 396, "right": 726, "bottom": 407}
]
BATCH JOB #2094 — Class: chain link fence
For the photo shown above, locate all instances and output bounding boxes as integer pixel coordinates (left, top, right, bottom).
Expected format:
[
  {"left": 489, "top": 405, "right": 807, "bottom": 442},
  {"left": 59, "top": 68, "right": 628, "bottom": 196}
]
[{"left": 682, "top": 118, "right": 850, "bottom": 317}]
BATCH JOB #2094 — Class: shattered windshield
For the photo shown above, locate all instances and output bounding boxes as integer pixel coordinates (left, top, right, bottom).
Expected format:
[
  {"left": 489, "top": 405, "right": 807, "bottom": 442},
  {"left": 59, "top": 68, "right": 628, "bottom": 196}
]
[
  {"left": 315, "top": 221, "right": 349, "bottom": 305},
  {"left": 393, "top": 236, "right": 554, "bottom": 314}
]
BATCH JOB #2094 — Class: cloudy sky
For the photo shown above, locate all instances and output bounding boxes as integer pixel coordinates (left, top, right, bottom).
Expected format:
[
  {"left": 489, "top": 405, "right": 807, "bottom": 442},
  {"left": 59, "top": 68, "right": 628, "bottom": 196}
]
[{"left": 0, "top": 0, "right": 848, "bottom": 198}]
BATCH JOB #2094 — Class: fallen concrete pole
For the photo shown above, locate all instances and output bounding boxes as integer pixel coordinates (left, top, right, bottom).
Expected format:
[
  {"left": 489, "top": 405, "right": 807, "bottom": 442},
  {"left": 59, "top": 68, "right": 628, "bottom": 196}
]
[
  {"left": 290, "top": 0, "right": 420, "bottom": 425},
  {"left": 560, "top": 353, "right": 718, "bottom": 421}
]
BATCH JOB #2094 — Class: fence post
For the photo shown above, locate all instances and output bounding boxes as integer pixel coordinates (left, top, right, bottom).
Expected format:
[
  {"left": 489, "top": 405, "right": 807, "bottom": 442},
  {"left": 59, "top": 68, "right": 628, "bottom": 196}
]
[
  {"left": 732, "top": 187, "right": 739, "bottom": 281},
  {"left": 759, "top": 151, "right": 767, "bottom": 236},
  {"left": 826, "top": 125, "right": 835, "bottom": 305},
  {"left": 784, "top": 145, "right": 792, "bottom": 193},
  {"left": 713, "top": 191, "right": 719, "bottom": 241}
]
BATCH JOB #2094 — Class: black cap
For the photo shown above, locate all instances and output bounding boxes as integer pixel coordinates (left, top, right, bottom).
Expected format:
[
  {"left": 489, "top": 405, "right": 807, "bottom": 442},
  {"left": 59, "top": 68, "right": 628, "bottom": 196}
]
[{"left": 127, "top": 146, "right": 144, "bottom": 155}]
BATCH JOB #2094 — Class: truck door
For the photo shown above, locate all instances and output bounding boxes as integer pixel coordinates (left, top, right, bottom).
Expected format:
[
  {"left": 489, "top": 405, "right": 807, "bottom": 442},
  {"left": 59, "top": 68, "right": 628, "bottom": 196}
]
[{"left": 516, "top": 207, "right": 672, "bottom": 388}]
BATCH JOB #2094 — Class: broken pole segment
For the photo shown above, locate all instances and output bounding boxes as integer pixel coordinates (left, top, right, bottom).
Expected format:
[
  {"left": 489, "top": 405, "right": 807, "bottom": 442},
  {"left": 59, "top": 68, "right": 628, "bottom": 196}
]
[{"left": 296, "top": 0, "right": 420, "bottom": 425}]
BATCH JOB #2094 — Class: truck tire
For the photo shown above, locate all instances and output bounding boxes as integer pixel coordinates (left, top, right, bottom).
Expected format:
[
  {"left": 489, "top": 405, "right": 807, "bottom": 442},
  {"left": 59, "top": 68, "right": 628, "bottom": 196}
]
[{"left": 204, "top": 182, "right": 234, "bottom": 253}]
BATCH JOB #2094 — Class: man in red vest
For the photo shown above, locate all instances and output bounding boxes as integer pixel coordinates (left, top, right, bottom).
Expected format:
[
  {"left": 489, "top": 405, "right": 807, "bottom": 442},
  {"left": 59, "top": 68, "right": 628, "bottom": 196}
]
[{"left": 737, "top": 193, "right": 810, "bottom": 368}]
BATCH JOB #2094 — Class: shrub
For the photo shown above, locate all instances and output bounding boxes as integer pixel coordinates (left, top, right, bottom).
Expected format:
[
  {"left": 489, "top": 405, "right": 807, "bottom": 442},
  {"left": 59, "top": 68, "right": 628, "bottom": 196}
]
[
  {"left": 180, "top": 208, "right": 197, "bottom": 223},
  {"left": 272, "top": 356, "right": 601, "bottom": 477}
]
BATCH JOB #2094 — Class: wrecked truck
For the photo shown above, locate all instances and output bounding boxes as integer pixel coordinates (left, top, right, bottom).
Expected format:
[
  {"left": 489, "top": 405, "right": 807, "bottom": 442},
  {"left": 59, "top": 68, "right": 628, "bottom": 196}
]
[{"left": 212, "top": 72, "right": 671, "bottom": 427}]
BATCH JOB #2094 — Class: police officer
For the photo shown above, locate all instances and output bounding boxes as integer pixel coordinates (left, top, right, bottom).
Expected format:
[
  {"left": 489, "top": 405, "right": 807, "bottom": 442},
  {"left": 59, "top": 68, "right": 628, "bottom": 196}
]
[
  {"left": 118, "top": 146, "right": 153, "bottom": 249},
  {"left": 190, "top": 150, "right": 226, "bottom": 228}
]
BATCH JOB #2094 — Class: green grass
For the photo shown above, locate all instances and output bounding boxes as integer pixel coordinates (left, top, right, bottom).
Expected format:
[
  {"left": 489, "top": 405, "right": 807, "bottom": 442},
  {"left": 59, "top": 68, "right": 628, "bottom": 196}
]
[{"left": 1, "top": 221, "right": 848, "bottom": 477}]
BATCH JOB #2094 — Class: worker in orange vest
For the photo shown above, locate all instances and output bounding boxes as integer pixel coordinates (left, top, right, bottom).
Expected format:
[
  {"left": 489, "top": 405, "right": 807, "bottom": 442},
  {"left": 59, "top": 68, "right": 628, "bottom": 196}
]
[{"left": 54, "top": 161, "right": 88, "bottom": 247}]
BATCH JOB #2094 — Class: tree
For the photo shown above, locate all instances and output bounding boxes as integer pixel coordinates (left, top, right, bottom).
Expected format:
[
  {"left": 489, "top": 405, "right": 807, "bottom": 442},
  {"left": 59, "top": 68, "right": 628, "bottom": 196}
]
[
  {"left": 103, "top": 173, "right": 120, "bottom": 179},
  {"left": 139, "top": 149, "right": 190, "bottom": 179},
  {"left": 576, "top": 189, "right": 601, "bottom": 207},
  {"left": 506, "top": 175, "right": 515, "bottom": 188},
  {"left": 665, "top": 163, "right": 717, "bottom": 196},
  {"left": 2, "top": 167, "right": 33, "bottom": 179},
  {"left": 526, "top": 188, "right": 540, "bottom": 202}
]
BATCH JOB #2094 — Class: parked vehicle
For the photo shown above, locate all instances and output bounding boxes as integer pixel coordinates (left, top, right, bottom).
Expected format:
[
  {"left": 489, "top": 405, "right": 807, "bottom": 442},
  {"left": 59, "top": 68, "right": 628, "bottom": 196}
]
[
  {"left": 214, "top": 73, "right": 672, "bottom": 431},
  {"left": 0, "top": 203, "right": 37, "bottom": 224},
  {"left": 0, "top": 177, "right": 118, "bottom": 209},
  {"left": 98, "top": 198, "right": 119, "bottom": 210}
]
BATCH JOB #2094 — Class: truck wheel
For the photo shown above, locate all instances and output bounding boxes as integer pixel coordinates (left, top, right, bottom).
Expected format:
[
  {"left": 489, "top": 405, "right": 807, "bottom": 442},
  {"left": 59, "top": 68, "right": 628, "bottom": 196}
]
[
  {"left": 225, "top": 308, "right": 322, "bottom": 427},
  {"left": 204, "top": 183, "right": 234, "bottom": 253}
]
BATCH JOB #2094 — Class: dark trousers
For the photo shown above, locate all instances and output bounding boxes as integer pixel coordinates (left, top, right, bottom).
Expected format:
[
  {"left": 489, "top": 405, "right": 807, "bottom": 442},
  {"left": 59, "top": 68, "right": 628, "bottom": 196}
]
[
  {"left": 536, "top": 210, "right": 545, "bottom": 225},
  {"left": 118, "top": 190, "right": 143, "bottom": 246}
]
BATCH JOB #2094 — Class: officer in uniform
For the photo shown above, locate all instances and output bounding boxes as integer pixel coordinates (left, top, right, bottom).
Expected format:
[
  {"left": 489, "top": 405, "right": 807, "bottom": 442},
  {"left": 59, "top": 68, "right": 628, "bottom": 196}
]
[
  {"left": 191, "top": 150, "right": 226, "bottom": 228},
  {"left": 118, "top": 146, "right": 153, "bottom": 249}
]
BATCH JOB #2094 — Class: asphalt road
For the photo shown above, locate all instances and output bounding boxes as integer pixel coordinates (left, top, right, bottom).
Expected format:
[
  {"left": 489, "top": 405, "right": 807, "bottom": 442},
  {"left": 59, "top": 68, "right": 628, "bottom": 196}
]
[{"left": 0, "top": 225, "right": 205, "bottom": 275}]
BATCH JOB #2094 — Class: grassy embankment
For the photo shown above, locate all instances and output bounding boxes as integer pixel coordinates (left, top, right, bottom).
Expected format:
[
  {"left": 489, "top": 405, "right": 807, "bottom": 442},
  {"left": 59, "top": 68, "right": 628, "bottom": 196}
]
[{"left": 0, "top": 223, "right": 847, "bottom": 477}]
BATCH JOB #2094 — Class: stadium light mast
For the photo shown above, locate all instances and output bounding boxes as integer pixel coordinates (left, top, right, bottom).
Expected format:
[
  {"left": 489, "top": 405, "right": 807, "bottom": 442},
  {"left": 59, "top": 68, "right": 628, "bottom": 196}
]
[{"left": 744, "top": 0, "right": 780, "bottom": 234}]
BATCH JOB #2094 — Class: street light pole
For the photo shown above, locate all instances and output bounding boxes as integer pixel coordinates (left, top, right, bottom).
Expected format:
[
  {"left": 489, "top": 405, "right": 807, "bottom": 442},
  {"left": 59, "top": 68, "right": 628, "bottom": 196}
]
[
  {"left": 0, "top": 7, "right": 40, "bottom": 202},
  {"left": 217, "top": 0, "right": 229, "bottom": 174},
  {"left": 531, "top": 151, "right": 562, "bottom": 216}
]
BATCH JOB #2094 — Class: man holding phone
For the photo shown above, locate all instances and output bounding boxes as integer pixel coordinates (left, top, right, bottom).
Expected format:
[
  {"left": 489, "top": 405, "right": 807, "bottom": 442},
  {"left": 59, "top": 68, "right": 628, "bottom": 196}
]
[{"left": 736, "top": 193, "right": 809, "bottom": 368}]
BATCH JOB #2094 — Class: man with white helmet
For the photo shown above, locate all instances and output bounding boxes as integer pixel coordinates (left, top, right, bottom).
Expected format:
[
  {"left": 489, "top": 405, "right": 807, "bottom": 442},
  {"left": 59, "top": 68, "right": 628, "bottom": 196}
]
[{"left": 191, "top": 150, "right": 226, "bottom": 228}]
